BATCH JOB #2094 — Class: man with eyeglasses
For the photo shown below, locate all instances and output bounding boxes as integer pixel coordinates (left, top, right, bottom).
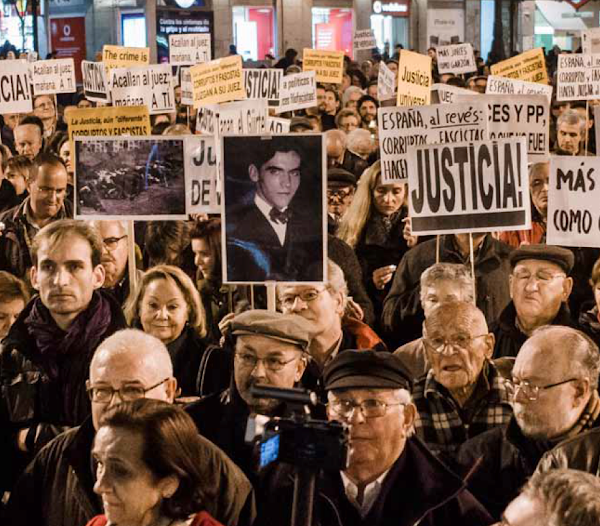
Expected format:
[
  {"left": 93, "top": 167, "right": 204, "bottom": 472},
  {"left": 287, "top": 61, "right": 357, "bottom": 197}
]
[
  {"left": 0, "top": 152, "right": 72, "bottom": 279},
  {"left": 188, "top": 309, "right": 313, "bottom": 480},
  {"left": 453, "top": 325, "right": 600, "bottom": 521},
  {"left": 5, "top": 329, "right": 256, "bottom": 526},
  {"left": 327, "top": 167, "right": 356, "bottom": 232},
  {"left": 493, "top": 244, "right": 576, "bottom": 358},
  {"left": 412, "top": 300, "right": 512, "bottom": 459},
  {"left": 257, "top": 349, "right": 493, "bottom": 526}
]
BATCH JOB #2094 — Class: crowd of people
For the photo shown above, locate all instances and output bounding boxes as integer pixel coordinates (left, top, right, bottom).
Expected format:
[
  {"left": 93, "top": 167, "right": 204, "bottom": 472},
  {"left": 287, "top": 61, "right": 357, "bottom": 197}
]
[{"left": 2, "top": 40, "right": 600, "bottom": 526}]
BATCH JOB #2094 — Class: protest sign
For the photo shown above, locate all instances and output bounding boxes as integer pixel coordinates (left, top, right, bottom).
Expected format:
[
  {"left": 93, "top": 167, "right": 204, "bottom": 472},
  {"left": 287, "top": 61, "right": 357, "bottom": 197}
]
[
  {"left": 217, "top": 100, "right": 268, "bottom": 135},
  {"left": 186, "top": 135, "right": 220, "bottom": 214},
  {"left": 436, "top": 43, "right": 477, "bottom": 75},
  {"left": 431, "top": 83, "right": 474, "bottom": 104},
  {"left": 0, "top": 60, "right": 32, "bottom": 113},
  {"left": 302, "top": 49, "right": 344, "bottom": 84},
  {"left": 268, "top": 117, "right": 291, "bottom": 134},
  {"left": 397, "top": 50, "right": 432, "bottom": 106},
  {"left": 490, "top": 48, "right": 548, "bottom": 84},
  {"left": 180, "top": 68, "right": 193, "bottom": 106},
  {"left": 556, "top": 54, "right": 600, "bottom": 101},
  {"left": 244, "top": 68, "right": 282, "bottom": 107},
  {"left": 190, "top": 55, "right": 246, "bottom": 108},
  {"left": 276, "top": 71, "right": 317, "bottom": 114},
  {"left": 456, "top": 93, "right": 549, "bottom": 161},
  {"left": 102, "top": 45, "right": 150, "bottom": 69},
  {"left": 32, "top": 58, "right": 76, "bottom": 95},
  {"left": 595, "top": 106, "right": 600, "bottom": 155},
  {"left": 196, "top": 105, "right": 217, "bottom": 135},
  {"left": 65, "top": 106, "right": 150, "bottom": 144},
  {"left": 378, "top": 61, "right": 396, "bottom": 101},
  {"left": 548, "top": 157, "right": 600, "bottom": 248},
  {"left": 378, "top": 101, "right": 489, "bottom": 184},
  {"left": 582, "top": 28, "right": 600, "bottom": 55},
  {"left": 486, "top": 75, "right": 552, "bottom": 101},
  {"left": 354, "top": 29, "right": 377, "bottom": 51},
  {"left": 406, "top": 137, "right": 531, "bottom": 235},
  {"left": 110, "top": 64, "right": 175, "bottom": 115},
  {"left": 169, "top": 33, "right": 211, "bottom": 66},
  {"left": 75, "top": 136, "right": 187, "bottom": 220},
  {"left": 82, "top": 61, "right": 109, "bottom": 102}
]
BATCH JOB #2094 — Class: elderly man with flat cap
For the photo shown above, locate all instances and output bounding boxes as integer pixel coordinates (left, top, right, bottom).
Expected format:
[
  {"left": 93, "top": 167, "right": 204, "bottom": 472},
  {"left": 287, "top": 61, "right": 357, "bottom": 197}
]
[
  {"left": 257, "top": 350, "right": 493, "bottom": 526},
  {"left": 493, "top": 244, "right": 577, "bottom": 358},
  {"left": 188, "top": 309, "right": 313, "bottom": 480}
]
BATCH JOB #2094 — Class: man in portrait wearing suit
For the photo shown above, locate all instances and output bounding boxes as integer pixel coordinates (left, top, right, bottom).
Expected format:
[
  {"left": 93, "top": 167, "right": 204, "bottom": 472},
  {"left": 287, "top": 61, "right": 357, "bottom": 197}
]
[{"left": 226, "top": 137, "right": 324, "bottom": 282}]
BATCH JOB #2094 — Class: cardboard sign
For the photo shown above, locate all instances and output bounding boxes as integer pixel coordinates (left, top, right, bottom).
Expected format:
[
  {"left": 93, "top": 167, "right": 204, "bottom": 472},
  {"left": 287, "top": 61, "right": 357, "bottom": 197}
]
[
  {"left": 378, "top": 102, "right": 489, "bottom": 183},
  {"left": 556, "top": 54, "right": 600, "bottom": 101},
  {"left": 486, "top": 75, "right": 553, "bottom": 102},
  {"left": 169, "top": 33, "right": 211, "bottom": 66},
  {"left": 186, "top": 135, "right": 220, "bottom": 214},
  {"left": 407, "top": 137, "right": 531, "bottom": 235},
  {"left": 0, "top": 60, "right": 33, "bottom": 113},
  {"left": 196, "top": 105, "right": 217, "bottom": 135},
  {"left": 180, "top": 68, "right": 193, "bottom": 106},
  {"left": 110, "top": 64, "right": 175, "bottom": 115},
  {"left": 436, "top": 43, "right": 477, "bottom": 75},
  {"left": 490, "top": 48, "right": 548, "bottom": 84},
  {"left": 217, "top": 100, "right": 268, "bottom": 135},
  {"left": 82, "top": 61, "right": 109, "bottom": 102},
  {"left": 582, "top": 28, "right": 600, "bottom": 55},
  {"left": 397, "top": 50, "right": 432, "bottom": 106},
  {"left": 548, "top": 157, "right": 600, "bottom": 248},
  {"left": 302, "top": 49, "right": 344, "bottom": 84},
  {"left": 354, "top": 29, "right": 377, "bottom": 51},
  {"left": 190, "top": 55, "right": 246, "bottom": 108},
  {"left": 65, "top": 106, "right": 150, "bottom": 142},
  {"left": 31, "top": 58, "right": 76, "bottom": 95},
  {"left": 457, "top": 94, "right": 549, "bottom": 161},
  {"left": 243, "top": 69, "right": 282, "bottom": 107},
  {"left": 378, "top": 61, "right": 396, "bottom": 101},
  {"left": 268, "top": 117, "right": 291, "bottom": 134},
  {"left": 431, "top": 83, "right": 475, "bottom": 104},
  {"left": 276, "top": 71, "right": 317, "bottom": 114},
  {"left": 102, "top": 45, "right": 150, "bottom": 69}
]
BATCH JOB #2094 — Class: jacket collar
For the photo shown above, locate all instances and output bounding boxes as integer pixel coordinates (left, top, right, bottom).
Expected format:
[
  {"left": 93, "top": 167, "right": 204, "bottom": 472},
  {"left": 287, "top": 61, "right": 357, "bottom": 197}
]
[{"left": 499, "top": 301, "right": 573, "bottom": 335}]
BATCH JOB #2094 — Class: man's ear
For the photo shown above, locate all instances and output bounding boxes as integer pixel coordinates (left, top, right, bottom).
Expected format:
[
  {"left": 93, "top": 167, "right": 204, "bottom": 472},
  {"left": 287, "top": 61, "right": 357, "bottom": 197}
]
[
  {"left": 573, "top": 377, "right": 591, "bottom": 405},
  {"left": 484, "top": 333, "right": 495, "bottom": 360},
  {"left": 402, "top": 403, "right": 417, "bottom": 434},
  {"left": 562, "top": 277, "right": 574, "bottom": 302},
  {"left": 249, "top": 164, "right": 259, "bottom": 183},
  {"left": 508, "top": 274, "right": 515, "bottom": 300},
  {"left": 30, "top": 265, "right": 40, "bottom": 291},
  {"left": 92, "top": 264, "right": 106, "bottom": 290},
  {"left": 294, "top": 355, "right": 308, "bottom": 383},
  {"left": 165, "top": 377, "right": 179, "bottom": 402}
]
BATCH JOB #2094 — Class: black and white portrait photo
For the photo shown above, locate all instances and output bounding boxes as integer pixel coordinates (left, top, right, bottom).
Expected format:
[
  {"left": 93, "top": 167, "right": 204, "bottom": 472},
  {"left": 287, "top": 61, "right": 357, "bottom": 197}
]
[
  {"left": 74, "top": 136, "right": 187, "bottom": 219},
  {"left": 222, "top": 134, "right": 326, "bottom": 283}
]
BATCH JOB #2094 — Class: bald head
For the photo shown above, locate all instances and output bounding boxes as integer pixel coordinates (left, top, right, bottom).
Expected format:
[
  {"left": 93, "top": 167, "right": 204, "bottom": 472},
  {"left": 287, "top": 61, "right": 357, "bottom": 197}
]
[
  {"left": 424, "top": 300, "right": 488, "bottom": 336},
  {"left": 326, "top": 129, "right": 347, "bottom": 159},
  {"left": 89, "top": 329, "right": 177, "bottom": 429}
]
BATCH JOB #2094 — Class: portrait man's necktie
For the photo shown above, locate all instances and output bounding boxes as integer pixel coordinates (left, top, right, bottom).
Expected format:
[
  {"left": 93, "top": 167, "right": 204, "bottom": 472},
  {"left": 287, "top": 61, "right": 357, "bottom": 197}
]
[{"left": 269, "top": 207, "right": 291, "bottom": 224}]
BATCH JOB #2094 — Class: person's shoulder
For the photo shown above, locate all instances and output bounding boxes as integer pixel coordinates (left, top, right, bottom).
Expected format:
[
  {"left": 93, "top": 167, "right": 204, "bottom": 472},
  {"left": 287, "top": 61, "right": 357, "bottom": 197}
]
[{"left": 191, "top": 510, "right": 227, "bottom": 526}]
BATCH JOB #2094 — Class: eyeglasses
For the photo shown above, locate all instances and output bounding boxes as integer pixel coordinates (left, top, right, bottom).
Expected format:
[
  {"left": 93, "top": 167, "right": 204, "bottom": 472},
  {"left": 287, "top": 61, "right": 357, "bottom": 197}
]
[
  {"left": 86, "top": 378, "right": 169, "bottom": 404},
  {"left": 279, "top": 289, "right": 325, "bottom": 309},
  {"left": 328, "top": 398, "right": 405, "bottom": 419},
  {"left": 327, "top": 188, "right": 354, "bottom": 201},
  {"left": 513, "top": 270, "right": 566, "bottom": 284},
  {"left": 504, "top": 378, "right": 579, "bottom": 402},
  {"left": 423, "top": 334, "right": 489, "bottom": 354},
  {"left": 103, "top": 235, "right": 127, "bottom": 251},
  {"left": 235, "top": 352, "right": 301, "bottom": 372}
]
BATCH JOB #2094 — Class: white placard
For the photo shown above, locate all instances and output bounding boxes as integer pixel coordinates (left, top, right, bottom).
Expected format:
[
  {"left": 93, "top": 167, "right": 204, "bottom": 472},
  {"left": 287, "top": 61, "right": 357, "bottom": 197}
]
[
  {"left": 81, "top": 61, "right": 110, "bottom": 102},
  {"left": 556, "top": 53, "right": 600, "bottom": 101},
  {"left": 110, "top": 64, "right": 175, "bottom": 115},
  {"left": 169, "top": 34, "right": 211, "bottom": 66},
  {"left": 268, "top": 117, "right": 291, "bottom": 134},
  {"left": 244, "top": 68, "right": 282, "bottom": 107},
  {"left": 196, "top": 105, "right": 217, "bottom": 135},
  {"left": 377, "top": 61, "right": 396, "bottom": 101},
  {"left": 217, "top": 99, "right": 268, "bottom": 135},
  {"left": 276, "top": 71, "right": 317, "bottom": 114},
  {"left": 407, "top": 138, "right": 531, "bottom": 235},
  {"left": 431, "top": 83, "right": 475, "bottom": 104},
  {"left": 180, "top": 68, "right": 193, "bottom": 106},
  {"left": 354, "top": 29, "right": 377, "bottom": 51},
  {"left": 32, "top": 58, "right": 76, "bottom": 95},
  {"left": 0, "top": 60, "right": 32, "bottom": 114},
  {"left": 486, "top": 75, "right": 553, "bottom": 102},
  {"left": 436, "top": 43, "right": 477, "bottom": 75},
  {"left": 548, "top": 156, "right": 600, "bottom": 248},
  {"left": 186, "top": 135, "right": 220, "bottom": 214},
  {"left": 378, "top": 102, "right": 489, "bottom": 183}
]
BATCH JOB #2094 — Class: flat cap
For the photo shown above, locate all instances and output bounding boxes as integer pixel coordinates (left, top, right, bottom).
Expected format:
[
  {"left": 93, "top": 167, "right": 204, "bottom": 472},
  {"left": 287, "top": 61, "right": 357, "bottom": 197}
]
[
  {"left": 230, "top": 309, "right": 312, "bottom": 351},
  {"left": 323, "top": 350, "right": 411, "bottom": 391},
  {"left": 290, "top": 117, "right": 313, "bottom": 131},
  {"left": 509, "top": 244, "right": 574, "bottom": 275},
  {"left": 328, "top": 167, "right": 356, "bottom": 187}
]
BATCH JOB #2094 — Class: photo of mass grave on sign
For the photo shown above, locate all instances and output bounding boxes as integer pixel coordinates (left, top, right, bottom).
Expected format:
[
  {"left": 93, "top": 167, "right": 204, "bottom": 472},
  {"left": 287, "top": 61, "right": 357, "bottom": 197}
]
[
  {"left": 74, "top": 136, "right": 187, "bottom": 220},
  {"left": 223, "top": 134, "right": 326, "bottom": 284}
]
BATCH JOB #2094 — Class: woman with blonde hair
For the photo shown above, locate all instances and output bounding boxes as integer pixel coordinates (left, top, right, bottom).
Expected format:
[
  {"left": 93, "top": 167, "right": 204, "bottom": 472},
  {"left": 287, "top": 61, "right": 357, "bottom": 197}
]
[{"left": 125, "top": 265, "right": 207, "bottom": 397}]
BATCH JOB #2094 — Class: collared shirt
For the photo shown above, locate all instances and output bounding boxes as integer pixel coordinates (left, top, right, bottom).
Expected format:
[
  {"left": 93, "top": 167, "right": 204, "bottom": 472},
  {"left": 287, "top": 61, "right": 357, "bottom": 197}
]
[
  {"left": 255, "top": 193, "right": 287, "bottom": 246},
  {"left": 412, "top": 363, "right": 513, "bottom": 457},
  {"left": 340, "top": 468, "right": 390, "bottom": 518}
]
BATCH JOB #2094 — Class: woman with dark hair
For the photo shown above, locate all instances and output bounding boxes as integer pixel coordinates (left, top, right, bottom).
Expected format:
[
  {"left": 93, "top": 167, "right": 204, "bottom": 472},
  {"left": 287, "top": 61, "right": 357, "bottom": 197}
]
[
  {"left": 87, "top": 399, "right": 226, "bottom": 526},
  {"left": 0, "top": 271, "right": 30, "bottom": 340},
  {"left": 144, "top": 221, "right": 196, "bottom": 281}
]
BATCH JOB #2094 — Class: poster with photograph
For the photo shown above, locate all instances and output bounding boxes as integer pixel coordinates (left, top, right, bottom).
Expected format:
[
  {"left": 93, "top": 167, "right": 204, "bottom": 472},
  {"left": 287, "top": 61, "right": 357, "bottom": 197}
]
[
  {"left": 74, "top": 136, "right": 187, "bottom": 220},
  {"left": 222, "top": 134, "right": 326, "bottom": 284}
]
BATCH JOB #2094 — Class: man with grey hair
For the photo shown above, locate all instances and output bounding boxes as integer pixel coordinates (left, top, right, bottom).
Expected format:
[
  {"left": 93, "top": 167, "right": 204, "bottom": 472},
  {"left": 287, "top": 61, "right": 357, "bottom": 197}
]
[
  {"left": 555, "top": 109, "right": 587, "bottom": 155},
  {"left": 6, "top": 329, "right": 256, "bottom": 526},
  {"left": 454, "top": 325, "right": 600, "bottom": 520},
  {"left": 257, "top": 350, "right": 493, "bottom": 525},
  {"left": 500, "top": 469, "right": 600, "bottom": 526},
  {"left": 394, "top": 263, "right": 475, "bottom": 380}
]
